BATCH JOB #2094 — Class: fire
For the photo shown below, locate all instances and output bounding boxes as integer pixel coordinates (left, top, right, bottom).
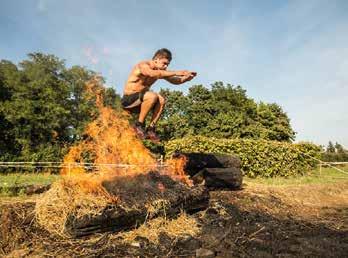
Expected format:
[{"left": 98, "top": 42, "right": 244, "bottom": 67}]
[
  {"left": 163, "top": 155, "right": 192, "bottom": 186},
  {"left": 60, "top": 77, "right": 191, "bottom": 192}
]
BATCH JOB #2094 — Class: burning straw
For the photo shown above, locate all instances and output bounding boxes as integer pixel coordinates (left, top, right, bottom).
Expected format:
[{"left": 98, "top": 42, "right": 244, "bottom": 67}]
[{"left": 35, "top": 77, "right": 192, "bottom": 237}]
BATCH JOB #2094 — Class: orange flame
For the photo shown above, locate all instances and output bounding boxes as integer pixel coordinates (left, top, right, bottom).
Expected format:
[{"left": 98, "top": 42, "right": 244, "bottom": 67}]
[
  {"left": 60, "top": 77, "right": 191, "bottom": 193},
  {"left": 163, "top": 155, "right": 192, "bottom": 186}
]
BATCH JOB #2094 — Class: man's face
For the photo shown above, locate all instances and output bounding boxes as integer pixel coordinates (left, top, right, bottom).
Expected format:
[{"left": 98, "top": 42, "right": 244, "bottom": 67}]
[{"left": 154, "top": 57, "right": 170, "bottom": 70}]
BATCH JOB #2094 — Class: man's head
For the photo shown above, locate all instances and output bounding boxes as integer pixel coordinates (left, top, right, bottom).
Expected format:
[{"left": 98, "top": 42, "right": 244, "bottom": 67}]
[{"left": 152, "top": 48, "right": 172, "bottom": 70}]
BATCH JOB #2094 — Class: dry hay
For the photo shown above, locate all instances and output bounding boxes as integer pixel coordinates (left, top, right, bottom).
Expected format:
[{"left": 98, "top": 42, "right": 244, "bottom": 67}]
[
  {"left": 35, "top": 172, "right": 194, "bottom": 237},
  {"left": 118, "top": 211, "right": 200, "bottom": 244},
  {"left": 35, "top": 176, "right": 112, "bottom": 237}
]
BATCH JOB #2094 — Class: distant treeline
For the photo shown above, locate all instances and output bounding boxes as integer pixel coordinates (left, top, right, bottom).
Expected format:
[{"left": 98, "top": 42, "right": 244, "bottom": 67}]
[
  {"left": 1, "top": 53, "right": 296, "bottom": 163},
  {"left": 322, "top": 141, "right": 348, "bottom": 162}
]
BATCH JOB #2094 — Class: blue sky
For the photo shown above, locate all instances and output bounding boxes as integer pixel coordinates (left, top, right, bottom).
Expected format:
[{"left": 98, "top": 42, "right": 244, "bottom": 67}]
[{"left": 1, "top": 0, "right": 347, "bottom": 147}]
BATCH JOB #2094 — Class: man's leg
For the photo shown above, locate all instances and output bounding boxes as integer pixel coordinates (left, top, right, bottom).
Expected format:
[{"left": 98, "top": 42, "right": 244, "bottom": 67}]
[
  {"left": 138, "top": 91, "right": 159, "bottom": 124},
  {"left": 149, "top": 94, "right": 166, "bottom": 127},
  {"left": 144, "top": 94, "right": 165, "bottom": 142}
]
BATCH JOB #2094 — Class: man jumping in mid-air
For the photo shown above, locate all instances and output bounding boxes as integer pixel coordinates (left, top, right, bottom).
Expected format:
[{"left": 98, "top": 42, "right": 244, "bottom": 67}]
[{"left": 121, "top": 48, "right": 197, "bottom": 142}]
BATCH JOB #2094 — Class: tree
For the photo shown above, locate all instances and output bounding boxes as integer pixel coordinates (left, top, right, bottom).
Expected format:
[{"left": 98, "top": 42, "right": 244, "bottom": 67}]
[
  {"left": 157, "top": 89, "right": 191, "bottom": 140},
  {"left": 334, "top": 142, "right": 345, "bottom": 154},
  {"left": 1, "top": 53, "right": 72, "bottom": 160},
  {"left": 157, "top": 82, "right": 295, "bottom": 142},
  {"left": 61, "top": 65, "right": 97, "bottom": 141},
  {"left": 104, "top": 87, "right": 122, "bottom": 110},
  {"left": 326, "top": 141, "right": 335, "bottom": 153},
  {"left": 0, "top": 53, "right": 119, "bottom": 162},
  {"left": 0, "top": 60, "right": 21, "bottom": 160},
  {"left": 255, "top": 102, "right": 295, "bottom": 141}
]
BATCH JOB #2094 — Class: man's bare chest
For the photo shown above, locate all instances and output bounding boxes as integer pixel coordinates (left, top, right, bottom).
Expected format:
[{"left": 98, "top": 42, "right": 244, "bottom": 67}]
[{"left": 142, "top": 76, "right": 157, "bottom": 87}]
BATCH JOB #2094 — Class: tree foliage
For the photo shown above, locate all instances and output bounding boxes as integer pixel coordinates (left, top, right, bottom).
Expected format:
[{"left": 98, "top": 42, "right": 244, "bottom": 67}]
[
  {"left": 158, "top": 82, "right": 295, "bottom": 142},
  {"left": 0, "top": 53, "right": 120, "bottom": 162},
  {"left": 326, "top": 141, "right": 335, "bottom": 153}
]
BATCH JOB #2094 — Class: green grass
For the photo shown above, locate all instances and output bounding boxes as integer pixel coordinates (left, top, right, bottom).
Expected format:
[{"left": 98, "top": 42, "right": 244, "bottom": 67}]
[
  {"left": 0, "top": 172, "right": 60, "bottom": 197},
  {"left": 0, "top": 173, "right": 60, "bottom": 187},
  {"left": 1, "top": 165, "right": 347, "bottom": 197},
  {"left": 245, "top": 165, "right": 348, "bottom": 186}
]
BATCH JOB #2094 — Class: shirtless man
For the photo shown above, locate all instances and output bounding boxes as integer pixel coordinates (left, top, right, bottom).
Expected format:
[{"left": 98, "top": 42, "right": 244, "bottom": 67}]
[{"left": 121, "top": 48, "right": 197, "bottom": 142}]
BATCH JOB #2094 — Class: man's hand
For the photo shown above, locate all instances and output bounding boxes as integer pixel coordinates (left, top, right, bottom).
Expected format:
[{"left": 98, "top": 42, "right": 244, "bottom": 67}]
[
  {"left": 176, "top": 70, "right": 190, "bottom": 76},
  {"left": 165, "top": 71, "right": 197, "bottom": 84},
  {"left": 181, "top": 71, "right": 197, "bottom": 82}
]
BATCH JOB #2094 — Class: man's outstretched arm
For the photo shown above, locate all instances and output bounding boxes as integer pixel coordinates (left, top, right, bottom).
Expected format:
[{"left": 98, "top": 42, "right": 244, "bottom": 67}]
[
  {"left": 165, "top": 72, "right": 197, "bottom": 85},
  {"left": 139, "top": 63, "right": 188, "bottom": 79}
]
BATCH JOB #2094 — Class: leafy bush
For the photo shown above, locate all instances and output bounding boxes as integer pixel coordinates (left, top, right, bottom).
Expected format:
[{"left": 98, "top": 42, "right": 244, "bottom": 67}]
[{"left": 165, "top": 136, "right": 321, "bottom": 177}]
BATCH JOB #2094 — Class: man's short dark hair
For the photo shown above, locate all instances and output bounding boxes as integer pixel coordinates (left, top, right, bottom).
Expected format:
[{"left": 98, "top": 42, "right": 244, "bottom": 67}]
[{"left": 153, "top": 48, "right": 172, "bottom": 61}]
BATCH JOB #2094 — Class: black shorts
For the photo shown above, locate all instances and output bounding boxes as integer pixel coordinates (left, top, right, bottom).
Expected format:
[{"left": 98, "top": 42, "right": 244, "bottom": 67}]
[{"left": 121, "top": 92, "right": 145, "bottom": 109}]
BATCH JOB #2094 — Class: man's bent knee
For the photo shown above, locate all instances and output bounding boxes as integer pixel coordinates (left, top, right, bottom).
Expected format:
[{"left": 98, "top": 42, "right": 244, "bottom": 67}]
[
  {"left": 158, "top": 94, "right": 166, "bottom": 106},
  {"left": 144, "top": 91, "right": 159, "bottom": 103}
]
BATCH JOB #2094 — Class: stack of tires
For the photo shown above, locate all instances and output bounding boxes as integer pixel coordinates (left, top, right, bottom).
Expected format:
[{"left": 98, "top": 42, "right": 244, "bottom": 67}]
[{"left": 180, "top": 153, "right": 243, "bottom": 190}]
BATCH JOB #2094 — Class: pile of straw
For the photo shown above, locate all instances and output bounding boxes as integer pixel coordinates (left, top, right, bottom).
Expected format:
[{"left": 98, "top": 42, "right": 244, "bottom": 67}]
[
  {"left": 35, "top": 176, "right": 112, "bottom": 236},
  {"left": 118, "top": 212, "right": 200, "bottom": 244},
  {"left": 35, "top": 78, "right": 192, "bottom": 237},
  {"left": 35, "top": 172, "right": 190, "bottom": 237}
]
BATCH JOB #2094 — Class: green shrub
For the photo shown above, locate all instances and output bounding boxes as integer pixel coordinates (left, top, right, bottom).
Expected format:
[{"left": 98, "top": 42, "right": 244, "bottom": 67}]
[{"left": 165, "top": 136, "right": 321, "bottom": 178}]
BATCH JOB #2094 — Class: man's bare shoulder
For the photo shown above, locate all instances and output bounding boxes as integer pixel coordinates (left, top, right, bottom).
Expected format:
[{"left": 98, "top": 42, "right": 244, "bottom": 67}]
[
  {"left": 131, "top": 60, "right": 150, "bottom": 73},
  {"left": 136, "top": 60, "right": 151, "bottom": 68},
  {"left": 128, "top": 61, "right": 148, "bottom": 77}
]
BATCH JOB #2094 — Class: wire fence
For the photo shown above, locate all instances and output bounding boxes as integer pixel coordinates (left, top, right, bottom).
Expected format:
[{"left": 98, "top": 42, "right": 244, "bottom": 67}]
[
  {"left": 0, "top": 158, "right": 170, "bottom": 174},
  {"left": 0, "top": 155, "right": 347, "bottom": 176},
  {"left": 299, "top": 153, "right": 348, "bottom": 175}
]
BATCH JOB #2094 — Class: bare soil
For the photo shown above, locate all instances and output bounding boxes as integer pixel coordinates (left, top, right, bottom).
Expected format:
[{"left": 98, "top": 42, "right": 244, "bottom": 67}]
[{"left": 1, "top": 182, "right": 347, "bottom": 257}]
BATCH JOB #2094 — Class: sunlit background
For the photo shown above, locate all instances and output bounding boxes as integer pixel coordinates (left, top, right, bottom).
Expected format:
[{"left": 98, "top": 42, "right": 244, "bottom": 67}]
[{"left": 1, "top": 0, "right": 347, "bottom": 146}]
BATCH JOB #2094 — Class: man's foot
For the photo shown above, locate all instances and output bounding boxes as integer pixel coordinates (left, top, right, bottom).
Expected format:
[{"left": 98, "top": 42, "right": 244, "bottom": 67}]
[
  {"left": 133, "top": 121, "right": 146, "bottom": 139},
  {"left": 146, "top": 126, "right": 160, "bottom": 143}
]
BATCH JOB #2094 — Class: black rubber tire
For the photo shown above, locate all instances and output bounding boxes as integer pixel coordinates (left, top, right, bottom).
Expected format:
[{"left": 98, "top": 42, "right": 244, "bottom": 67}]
[
  {"left": 194, "top": 167, "right": 243, "bottom": 190},
  {"left": 180, "top": 152, "right": 241, "bottom": 176}
]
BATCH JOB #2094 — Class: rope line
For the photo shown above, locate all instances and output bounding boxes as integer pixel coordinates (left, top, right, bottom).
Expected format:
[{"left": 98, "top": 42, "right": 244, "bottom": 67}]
[
  {"left": 299, "top": 152, "right": 348, "bottom": 175},
  {"left": 0, "top": 162, "right": 170, "bottom": 169},
  {"left": 0, "top": 154, "right": 347, "bottom": 175}
]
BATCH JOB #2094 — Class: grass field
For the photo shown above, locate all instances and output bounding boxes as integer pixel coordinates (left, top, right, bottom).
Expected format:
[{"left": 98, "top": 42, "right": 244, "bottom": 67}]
[
  {"left": 0, "top": 172, "right": 59, "bottom": 187},
  {"left": 245, "top": 165, "right": 348, "bottom": 186},
  {"left": 0, "top": 173, "right": 59, "bottom": 196},
  {"left": 1, "top": 165, "right": 347, "bottom": 197}
]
